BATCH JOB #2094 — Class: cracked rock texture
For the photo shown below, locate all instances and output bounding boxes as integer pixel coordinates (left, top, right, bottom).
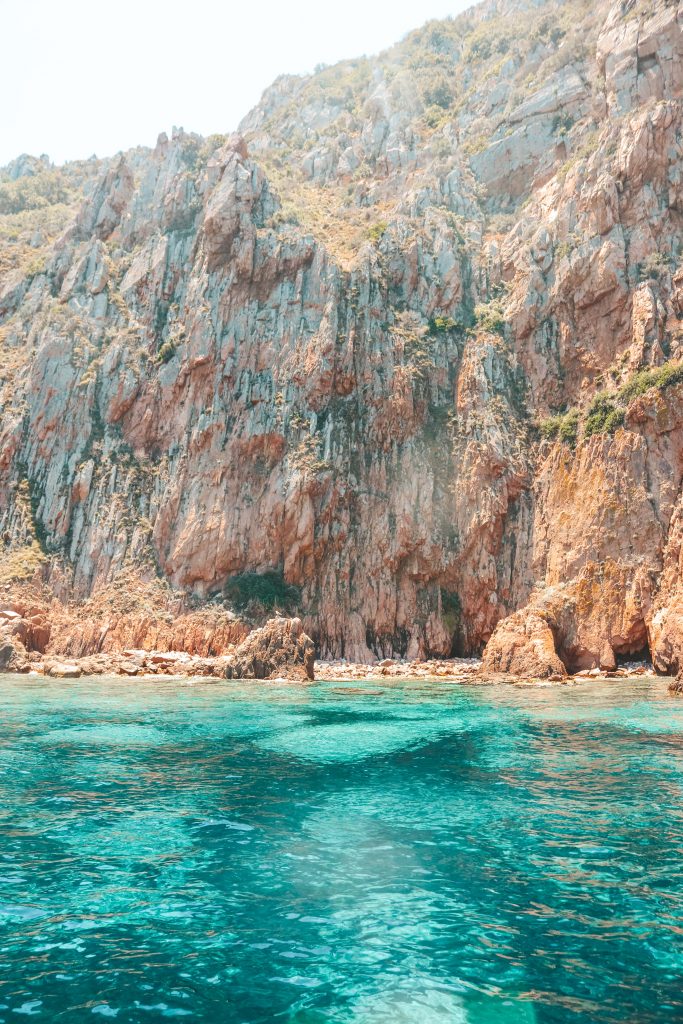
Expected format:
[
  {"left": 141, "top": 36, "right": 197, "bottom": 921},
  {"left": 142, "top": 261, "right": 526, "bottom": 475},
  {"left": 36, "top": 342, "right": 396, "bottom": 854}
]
[
  {"left": 224, "top": 617, "right": 315, "bottom": 681},
  {"left": 1, "top": 0, "right": 683, "bottom": 676}
]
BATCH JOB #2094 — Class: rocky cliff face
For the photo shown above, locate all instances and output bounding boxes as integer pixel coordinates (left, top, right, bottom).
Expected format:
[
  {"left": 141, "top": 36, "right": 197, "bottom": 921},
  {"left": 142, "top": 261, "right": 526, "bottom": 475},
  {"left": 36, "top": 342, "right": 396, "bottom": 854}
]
[{"left": 1, "top": 0, "right": 683, "bottom": 672}]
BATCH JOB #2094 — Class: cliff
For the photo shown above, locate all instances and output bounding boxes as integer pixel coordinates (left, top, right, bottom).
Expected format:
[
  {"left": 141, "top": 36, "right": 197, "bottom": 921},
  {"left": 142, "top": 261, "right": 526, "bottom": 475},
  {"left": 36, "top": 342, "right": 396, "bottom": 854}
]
[{"left": 1, "top": 0, "right": 683, "bottom": 676}]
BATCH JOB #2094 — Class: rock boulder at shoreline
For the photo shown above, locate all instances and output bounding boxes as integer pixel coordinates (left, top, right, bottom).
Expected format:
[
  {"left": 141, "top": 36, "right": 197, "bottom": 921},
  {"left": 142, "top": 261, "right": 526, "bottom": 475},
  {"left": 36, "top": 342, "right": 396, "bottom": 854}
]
[
  {"left": 482, "top": 609, "right": 567, "bottom": 680},
  {"left": 224, "top": 617, "right": 315, "bottom": 681}
]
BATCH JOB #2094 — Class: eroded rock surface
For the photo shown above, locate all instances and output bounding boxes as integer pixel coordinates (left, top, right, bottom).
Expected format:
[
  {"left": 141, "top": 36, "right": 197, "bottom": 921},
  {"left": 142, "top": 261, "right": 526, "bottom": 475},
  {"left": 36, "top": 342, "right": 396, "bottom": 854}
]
[
  {"left": 482, "top": 608, "right": 567, "bottom": 679},
  {"left": 225, "top": 617, "right": 315, "bottom": 681},
  {"left": 1, "top": 0, "right": 683, "bottom": 678}
]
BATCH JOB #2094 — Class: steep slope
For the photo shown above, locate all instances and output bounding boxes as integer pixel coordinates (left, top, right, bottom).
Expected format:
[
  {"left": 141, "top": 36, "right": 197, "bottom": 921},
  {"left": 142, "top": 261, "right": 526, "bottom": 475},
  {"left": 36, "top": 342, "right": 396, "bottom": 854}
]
[{"left": 1, "top": 0, "right": 683, "bottom": 673}]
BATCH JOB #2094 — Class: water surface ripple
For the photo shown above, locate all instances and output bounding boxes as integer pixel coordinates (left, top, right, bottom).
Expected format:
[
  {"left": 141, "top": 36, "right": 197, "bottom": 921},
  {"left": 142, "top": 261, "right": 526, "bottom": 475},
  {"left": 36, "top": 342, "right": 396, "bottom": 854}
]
[{"left": 0, "top": 675, "right": 681, "bottom": 1023}]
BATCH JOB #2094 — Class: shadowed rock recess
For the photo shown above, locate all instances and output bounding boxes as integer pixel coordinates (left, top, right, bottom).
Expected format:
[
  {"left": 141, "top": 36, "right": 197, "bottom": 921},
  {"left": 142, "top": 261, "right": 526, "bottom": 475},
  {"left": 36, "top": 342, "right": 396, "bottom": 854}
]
[{"left": 1, "top": 0, "right": 683, "bottom": 683}]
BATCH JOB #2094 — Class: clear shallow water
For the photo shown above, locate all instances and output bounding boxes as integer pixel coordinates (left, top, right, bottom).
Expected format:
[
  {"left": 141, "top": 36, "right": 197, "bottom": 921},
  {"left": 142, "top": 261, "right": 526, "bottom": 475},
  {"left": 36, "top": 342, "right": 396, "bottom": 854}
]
[{"left": 0, "top": 675, "right": 682, "bottom": 1024}]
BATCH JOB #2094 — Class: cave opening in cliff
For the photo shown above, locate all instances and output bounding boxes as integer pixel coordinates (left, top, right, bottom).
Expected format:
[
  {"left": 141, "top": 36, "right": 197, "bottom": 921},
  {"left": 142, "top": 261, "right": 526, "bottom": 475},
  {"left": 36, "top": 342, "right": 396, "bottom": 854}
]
[
  {"left": 449, "top": 635, "right": 465, "bottom": 658},
  {"left": 615, "top": 644, "right": 652, "bottom": 668},
  {"left": 611, "top": 618, "right": 653, "bottom": 669}
]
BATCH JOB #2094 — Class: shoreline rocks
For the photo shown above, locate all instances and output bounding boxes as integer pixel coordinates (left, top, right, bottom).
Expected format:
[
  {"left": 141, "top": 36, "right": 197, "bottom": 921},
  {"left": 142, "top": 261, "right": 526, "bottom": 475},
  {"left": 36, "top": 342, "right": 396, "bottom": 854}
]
[
  {"left": 0, "top": 603, "right": 671, "bottom": 688},
  {"left": 481, "top": 609, "right": 567, "bottom": 680},
  {"left": 1, "top": 614, "right": 316, "bottom": 682},
  {"left": 315, "top": 658, "right": 482, "bottom": 682}
]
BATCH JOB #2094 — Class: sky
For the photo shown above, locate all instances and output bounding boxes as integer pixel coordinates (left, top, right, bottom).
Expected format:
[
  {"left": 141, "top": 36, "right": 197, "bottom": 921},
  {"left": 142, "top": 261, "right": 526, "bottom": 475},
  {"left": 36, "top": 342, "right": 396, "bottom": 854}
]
[{"left": 2, "top": 0, "right": 471, "bottom": 167}]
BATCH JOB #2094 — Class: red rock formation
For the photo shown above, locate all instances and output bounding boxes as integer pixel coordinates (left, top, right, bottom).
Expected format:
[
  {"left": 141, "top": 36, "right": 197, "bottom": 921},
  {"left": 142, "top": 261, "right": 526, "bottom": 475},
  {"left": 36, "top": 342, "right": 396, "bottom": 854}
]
[
  {"left": 3, "top": 578, "right": 250, "bottom": 660},
  {"left": 482, "top": 608, "right": 567, "bottom": 679},
  {"left": 224, "top": 617, "right": 315, "bottom": 681},
  {"left": 0, "top": 0, "right": 682, "bottom": 677}
]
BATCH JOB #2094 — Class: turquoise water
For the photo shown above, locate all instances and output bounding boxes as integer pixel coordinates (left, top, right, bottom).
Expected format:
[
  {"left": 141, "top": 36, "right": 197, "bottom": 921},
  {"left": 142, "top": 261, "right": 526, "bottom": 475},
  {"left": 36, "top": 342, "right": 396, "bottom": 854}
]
[{"left": 0, "top": 675, "right": 682, "bottom": 1023}]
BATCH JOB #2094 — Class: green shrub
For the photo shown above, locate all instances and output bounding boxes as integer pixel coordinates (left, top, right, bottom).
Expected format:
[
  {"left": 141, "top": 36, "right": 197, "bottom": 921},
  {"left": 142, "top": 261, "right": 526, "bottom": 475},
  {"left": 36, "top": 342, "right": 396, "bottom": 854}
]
[
  {"left": 617, "top": 361, "right": 683, "bottom": 403},
  {"left": 424, "top": 106, "right": 451, "bottom": 130},
  {"left": 428, "top": 315, "right": 458, "bottom": 334},
  {"left": 422, "top": 75, "right": 454, "bottom": 109},
  {"left": 539, "top": 409, "right": 579, "bottom": 447},
  {"left": 584, "top": 394, "right": 624, "bottom": 438},
  {"left": 654, "top": 362, "right": 683, "bottom": 390},
  {"left": 552, "top": 113, "right": 574, "bottom": 136},
  {"left": 462, "top": 133, "right": 490, "bottom": 158},
  {"left": 367, "top": 221, "right": 388, "bottom": 244},
  {"left": 637, "top": 251, "right": 671, "bottom": 281},
  {"left": 473, "top": 298, "right": 506, "bottom": 335},
  {"left": 603, "top": 408, "right": 625, "bottom": 434},
  {"left": 539, "top": 414, "right": 562, "bottom": 441},
  {"left": 617, "top": 368, "right": 657, "bottom": 403},
  {"left": 462, "top": 17, "right": 511, "bottom": 61},
  {"left": 24, "top": 254, "right": 47, "bottom": 278},
  {"left": 547, "top": 360, "right": 683, "bottom": 446},
  {"left": 559, "top": 410, "right": 580, "bottom": 446},
  {"left": 0, "top": 169, "right": 72, "bottom": 215},
  {"left": 157, "top": 341, "right": 176, "bottom": 364},
  {"left": 224, "top": 570, "right": 301, "bottom": 613}
]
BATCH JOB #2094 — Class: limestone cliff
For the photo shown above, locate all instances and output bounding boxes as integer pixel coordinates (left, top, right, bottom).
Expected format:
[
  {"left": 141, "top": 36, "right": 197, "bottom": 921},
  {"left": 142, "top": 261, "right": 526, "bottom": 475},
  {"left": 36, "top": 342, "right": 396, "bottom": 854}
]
[{"left": 1, "top": 0, "right": 683, "bottom": 673}]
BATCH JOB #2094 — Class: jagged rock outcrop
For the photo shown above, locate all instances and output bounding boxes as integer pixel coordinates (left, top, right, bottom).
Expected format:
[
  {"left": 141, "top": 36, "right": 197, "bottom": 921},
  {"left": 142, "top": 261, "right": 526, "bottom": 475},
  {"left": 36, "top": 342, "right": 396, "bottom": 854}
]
[
  {"left": 1, "top": 0, "right": 683, "bottom": 676},
  {"left": 224, "top": 617, "right": 315, "bottom": 680},
  {"left": 484, "top": 559, "right": 655, "bottom": 676},
  {"left": 1, "top": 578, "right": 250, "bottom": 661},
  {"left": 0, "top": 605, "right": 312, "bottom": 680}
]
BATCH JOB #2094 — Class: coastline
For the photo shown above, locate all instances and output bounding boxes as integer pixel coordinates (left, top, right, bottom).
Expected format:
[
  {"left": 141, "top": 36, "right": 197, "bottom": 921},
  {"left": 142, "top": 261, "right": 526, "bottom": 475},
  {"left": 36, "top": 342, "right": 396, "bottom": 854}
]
[
  {"left": 316, "top": 659, "right": 661, "bottom": 686},
  {"left": 5, "top": 652, "right": 666, "bottom": 689},
  {"left": 1, "top": 593, "right": 675, "bottom": 689}
]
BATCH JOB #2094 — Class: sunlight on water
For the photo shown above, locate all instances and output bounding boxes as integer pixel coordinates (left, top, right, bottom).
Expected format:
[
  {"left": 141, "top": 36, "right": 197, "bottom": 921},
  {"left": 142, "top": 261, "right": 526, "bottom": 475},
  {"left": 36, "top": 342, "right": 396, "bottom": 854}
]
[
  {"left": 0, "top": 675, "right": 681, "bottom": 1022},
  {"left": 255, "top": 716, "right": 465, "bottom": 761}
]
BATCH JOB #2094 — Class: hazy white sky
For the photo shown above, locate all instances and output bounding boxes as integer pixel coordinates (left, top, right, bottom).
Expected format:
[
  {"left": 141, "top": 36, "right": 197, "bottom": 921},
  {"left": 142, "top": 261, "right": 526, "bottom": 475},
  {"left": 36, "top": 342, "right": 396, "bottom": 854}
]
[{"left": 3, "top": 0, "right": 470, "bottom": 167}]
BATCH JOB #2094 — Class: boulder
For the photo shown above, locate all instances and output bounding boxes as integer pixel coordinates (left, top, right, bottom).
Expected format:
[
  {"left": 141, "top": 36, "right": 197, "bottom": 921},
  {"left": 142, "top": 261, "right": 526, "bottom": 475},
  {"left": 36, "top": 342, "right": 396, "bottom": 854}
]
[
  {"left": 0, "top": 637, "right": 29, "bottom": 673},
  {"left": 482, "top": 608, "right": 567, "bottom": 679},
  {"left": 225, "top": 617, "right": 315, "bottom": 681},
  {"left": 46, "top": 663, "right": 82, "bottom": 679},
  {"left": 117, "top": 661, "right": 141, "bottom": 676},
  {"left": 0, "top": 609, "right": 22, "bottom": 621}
]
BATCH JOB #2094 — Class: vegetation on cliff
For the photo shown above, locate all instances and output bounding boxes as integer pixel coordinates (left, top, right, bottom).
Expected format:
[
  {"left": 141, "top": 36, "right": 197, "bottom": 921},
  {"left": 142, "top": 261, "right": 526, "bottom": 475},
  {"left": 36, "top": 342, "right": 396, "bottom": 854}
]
[
  {"left": 539, "top": 361, "right": 683, "bottom": 445},
  {"left": 1, "top": 0, "right": 683, "bottom": 675}
]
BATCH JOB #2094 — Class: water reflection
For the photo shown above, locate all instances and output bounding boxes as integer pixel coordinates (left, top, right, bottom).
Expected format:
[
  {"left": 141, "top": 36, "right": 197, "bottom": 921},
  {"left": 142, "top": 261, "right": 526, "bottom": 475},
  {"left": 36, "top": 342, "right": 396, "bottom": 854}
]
[{"left": 0, "top": 675, "right": 680, "bottom": 1022}]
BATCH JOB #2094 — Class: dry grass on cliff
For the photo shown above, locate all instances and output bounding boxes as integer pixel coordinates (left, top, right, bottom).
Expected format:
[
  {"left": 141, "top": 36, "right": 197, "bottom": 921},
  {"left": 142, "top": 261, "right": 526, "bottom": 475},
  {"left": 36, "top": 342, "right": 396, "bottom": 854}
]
[
  {"left": 263, "top": 163, "right": 396, "bottom": 269},
  {"left": 0, "top": 204, "right": 75, "bottom": 277},
  {"left": 0, "top": 542, "right": 47, "bottom": 587},
  {"left": 78, "top": 567, "right": 179, "bottom": 621}
]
